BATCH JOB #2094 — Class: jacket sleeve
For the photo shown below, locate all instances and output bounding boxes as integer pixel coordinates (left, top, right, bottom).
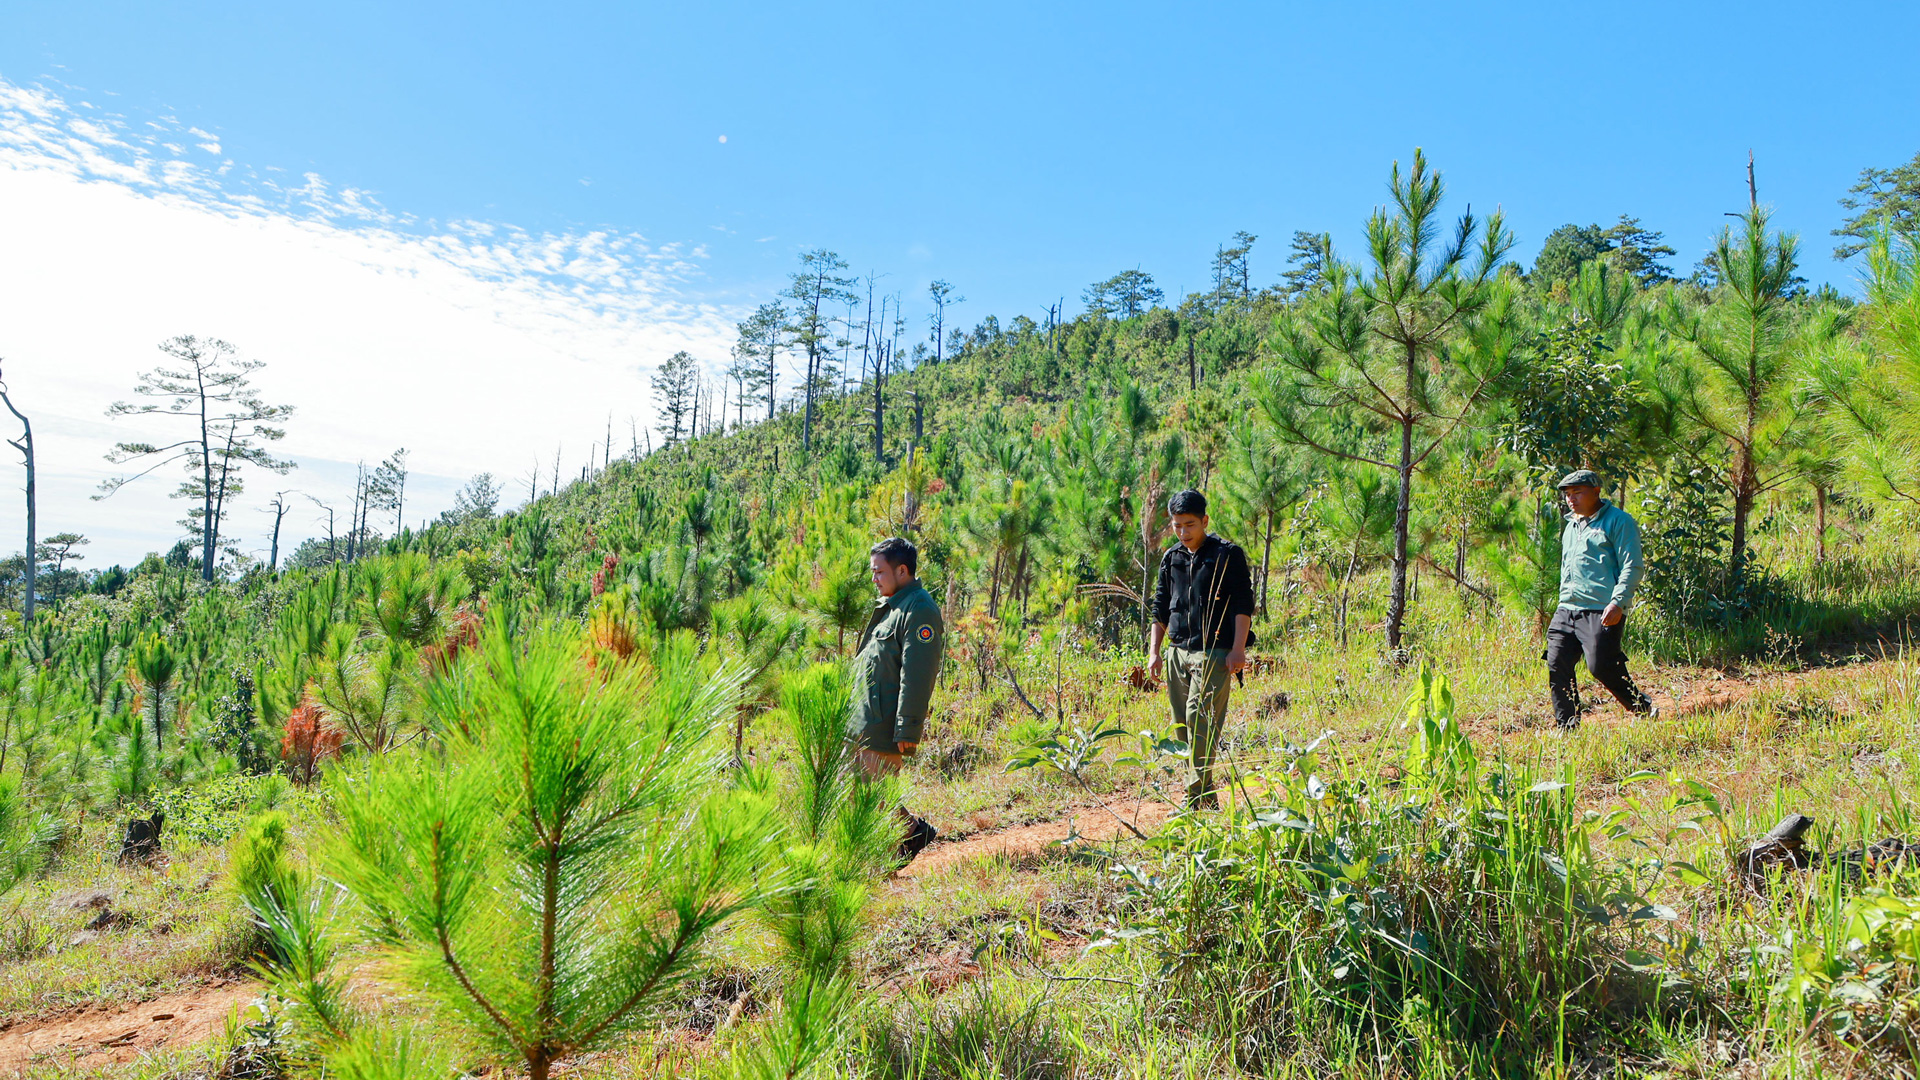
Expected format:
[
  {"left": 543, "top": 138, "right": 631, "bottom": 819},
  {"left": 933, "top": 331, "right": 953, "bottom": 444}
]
[
  {"left": 1610, "top": 512, "right": 1645, "bottom": 609},
  {"left": 893, "top": 603, "right": 944, "bottom": 745},
  {"left": 1224, "top": 544, "right": 1256, "bottom": 620},
  {"left": 1150, "top": 547, "right": 1172, "bottom": 626}
]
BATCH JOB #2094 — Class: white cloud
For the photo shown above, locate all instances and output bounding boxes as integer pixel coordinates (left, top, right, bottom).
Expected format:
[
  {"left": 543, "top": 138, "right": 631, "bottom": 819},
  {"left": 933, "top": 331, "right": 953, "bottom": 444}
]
[{"left": 0, "top": 76, "right": 740, "bottom": 566}]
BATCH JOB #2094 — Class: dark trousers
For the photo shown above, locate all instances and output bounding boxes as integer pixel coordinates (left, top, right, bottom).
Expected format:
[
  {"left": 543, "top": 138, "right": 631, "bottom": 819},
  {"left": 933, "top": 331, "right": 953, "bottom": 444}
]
[{"left": 1546, "top": 607, "right": 1651, "bottom": 728}]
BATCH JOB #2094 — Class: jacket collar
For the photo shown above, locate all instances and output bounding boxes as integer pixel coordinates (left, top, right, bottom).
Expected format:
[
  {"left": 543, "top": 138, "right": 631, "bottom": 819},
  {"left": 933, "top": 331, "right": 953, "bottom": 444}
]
[
  {"left": 1565, "top": 498, "right": 1614, "bottom": 526},
  {"left": 875, "top": 579, "right": 927, "bottom": 610},
  {"left": 1175, "top": 534, "right": 1222, "bottom": 560}
]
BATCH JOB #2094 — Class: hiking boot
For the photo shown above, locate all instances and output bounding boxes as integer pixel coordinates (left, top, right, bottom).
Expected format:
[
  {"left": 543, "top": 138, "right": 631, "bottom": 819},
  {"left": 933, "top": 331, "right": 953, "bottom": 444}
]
[{"left": 898, "top": 815, "right": 938, "bottom": 863}]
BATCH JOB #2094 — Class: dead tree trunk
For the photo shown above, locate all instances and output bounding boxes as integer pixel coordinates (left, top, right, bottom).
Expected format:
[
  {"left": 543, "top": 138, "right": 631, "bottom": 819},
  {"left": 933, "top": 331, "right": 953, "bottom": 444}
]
[{"left": 1, "top": 372, "right": 35, "bottom": 622}]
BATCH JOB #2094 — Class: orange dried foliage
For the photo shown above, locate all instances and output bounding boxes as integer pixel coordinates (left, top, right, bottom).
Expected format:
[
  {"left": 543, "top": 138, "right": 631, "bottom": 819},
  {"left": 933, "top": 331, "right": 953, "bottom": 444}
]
[
  {"left": 591, "top": 553, "right": 619, "bottom": 598},
  {"left": 422, "top": 606, "right": 484, "bottom": 676},
  {"left": 588, "top": 604, "right": 638, "bottom": 668},
  {"left": 281, "top": 692, "right": 345, "bottom": 786}
]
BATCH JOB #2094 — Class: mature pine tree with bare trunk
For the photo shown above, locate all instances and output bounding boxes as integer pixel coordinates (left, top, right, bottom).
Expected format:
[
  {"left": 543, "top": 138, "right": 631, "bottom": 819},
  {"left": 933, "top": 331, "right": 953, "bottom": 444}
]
[
  {"left": 651, "top": 351, "right": 698, "bottom": 447},
  {"left": 97, "top": 336, "right": 294, "bottom": 582},
  {"left": 928, "top": 279, "right": 963, "bottom": 364},
  {"left": 783, "top": 250, "right": 857, "bottom": 455}
]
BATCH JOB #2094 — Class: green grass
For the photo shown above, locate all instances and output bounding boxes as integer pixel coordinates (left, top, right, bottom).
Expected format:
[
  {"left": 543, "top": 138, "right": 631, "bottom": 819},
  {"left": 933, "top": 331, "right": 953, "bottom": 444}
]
[{"left": 0, "top": 824, "right": 253, "bottom": 1020}]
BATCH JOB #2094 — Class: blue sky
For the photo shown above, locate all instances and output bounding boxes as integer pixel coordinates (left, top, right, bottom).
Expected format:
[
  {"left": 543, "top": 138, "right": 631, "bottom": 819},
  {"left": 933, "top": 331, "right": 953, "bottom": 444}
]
[
  {"left": 10, "top": 1, "right": 1915, "bottom": 307},
  {"left": 1, "top": 1, "right": 1917, "bottom": 562}
]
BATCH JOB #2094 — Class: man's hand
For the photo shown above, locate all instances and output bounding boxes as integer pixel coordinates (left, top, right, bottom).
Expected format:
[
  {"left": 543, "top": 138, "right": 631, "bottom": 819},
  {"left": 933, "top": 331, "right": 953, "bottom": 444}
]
[
  {"left": 897, "top": 741, "right": 919, "bottom": 758},
  {"left": 1601, "top": 602, "right": 1624, "bottom": 627},
  {"left": 1226, "top": 647, "right": 1249, "bottom": 675},
  {"left": 1146, "top": 650, "right": 1163, "bottom": 677}
]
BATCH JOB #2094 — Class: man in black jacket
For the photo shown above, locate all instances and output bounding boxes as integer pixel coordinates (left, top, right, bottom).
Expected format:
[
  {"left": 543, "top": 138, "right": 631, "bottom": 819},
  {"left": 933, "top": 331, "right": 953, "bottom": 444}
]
[{"left": 1147, "top": 490, "right": 1255, "bottom": 809}]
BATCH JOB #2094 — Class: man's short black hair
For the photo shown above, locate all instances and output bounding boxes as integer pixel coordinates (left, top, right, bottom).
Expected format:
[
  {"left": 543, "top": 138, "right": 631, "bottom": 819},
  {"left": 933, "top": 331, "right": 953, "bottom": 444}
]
[
  {"left": 870, "top": 536, "right": 918, "bottom": 576},
  {"left": 1168, "top": 489, "right": 1208, "bottom": 518}
]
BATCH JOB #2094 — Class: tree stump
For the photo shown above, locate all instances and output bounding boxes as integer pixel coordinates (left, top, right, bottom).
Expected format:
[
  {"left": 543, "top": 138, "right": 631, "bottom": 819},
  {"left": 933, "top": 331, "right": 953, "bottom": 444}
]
[{"left": 118, "top": 811, "right": 166, "bottom": 865}]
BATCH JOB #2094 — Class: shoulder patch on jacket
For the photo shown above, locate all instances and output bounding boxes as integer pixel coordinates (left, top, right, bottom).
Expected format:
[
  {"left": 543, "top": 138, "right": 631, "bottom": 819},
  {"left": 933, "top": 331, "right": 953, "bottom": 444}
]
[{"left": 917, "top": 623, "right": 935, "bottom": 642}]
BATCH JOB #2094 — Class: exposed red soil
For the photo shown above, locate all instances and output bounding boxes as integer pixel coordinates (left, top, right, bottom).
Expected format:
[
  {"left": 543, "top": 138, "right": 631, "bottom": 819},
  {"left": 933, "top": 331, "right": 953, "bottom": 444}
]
[
  {"left": 0, "top": 981, "right": 259, "bottom": 1074},
  {"left": 898, "top": 799, "right": 1176, "bottom": 880}
]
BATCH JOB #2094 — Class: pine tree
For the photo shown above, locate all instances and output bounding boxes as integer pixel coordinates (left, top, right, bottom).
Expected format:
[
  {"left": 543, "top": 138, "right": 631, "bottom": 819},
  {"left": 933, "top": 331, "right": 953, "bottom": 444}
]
[
  {"left": 1809, "top": 231, "right": 1920, "bottom": 508},
  {"left": 1662, "top": 207, "right": 1845, "bottom": 581},
  {"left": 1083, "top": 269, "right": 1163, "bottom": 319},
  {"left": 783, "top": 251, "right": 858, "bottom": 454},
  {"left": 651, "top": 350, "right": 698, "bottom": 446},
  {"left": 322, "top": 619, "right": 779, "bottom": 1080},
  {"left": 98, "top": 336, "right": 295, "bottom": 582},
  {"left": 1210, "top": 231, "right": 1256, "bottom": 307},
  {"left": 1259, "top": 150, "right": 1515, "bottom": 651},
  {"left": 1279, "top": 231, "right": 1334, "bottom": 299}
]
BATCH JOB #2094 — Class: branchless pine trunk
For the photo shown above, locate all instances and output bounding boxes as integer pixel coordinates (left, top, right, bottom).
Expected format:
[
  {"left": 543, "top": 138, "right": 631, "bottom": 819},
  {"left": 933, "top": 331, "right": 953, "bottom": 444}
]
[
  {"left": 1815, "top": 483, "right": 1828, "bottom": 562},
  {"left": 1259, "top": 506, "right": 1275, "bottom": 617},
  {"left": 1, "top": 375, "right": 34, "bottom": 622},
  {"left": 268, "top": 495, "right": 290, "bottom": 571},
  {"left": 869, "top": 287, "right": 885, "bottom": 462},
  {"left": 1387, "top": 348, "right": 1417, "bottom": 650},
  {"left": 196, "top": 364, "right": 216, "bottom": 580},
  {"left": 1729, "top": 373, "right": 1759, "bottom": 583},
  {"left": 151, "top": 678, "right": 166, "bottom": 754}
]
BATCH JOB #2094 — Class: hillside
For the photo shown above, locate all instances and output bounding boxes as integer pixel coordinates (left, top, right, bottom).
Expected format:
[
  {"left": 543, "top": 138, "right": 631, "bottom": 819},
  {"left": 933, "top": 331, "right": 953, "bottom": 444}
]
[{"left": 2, "top": 165, "right": 1919, "bottom": 1079}]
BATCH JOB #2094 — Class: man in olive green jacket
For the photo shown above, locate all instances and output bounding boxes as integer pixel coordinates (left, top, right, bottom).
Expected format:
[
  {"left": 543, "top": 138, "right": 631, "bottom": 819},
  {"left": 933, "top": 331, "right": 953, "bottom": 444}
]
[{"left": 850, "top": 536, "right": 943, "bottom": 859}]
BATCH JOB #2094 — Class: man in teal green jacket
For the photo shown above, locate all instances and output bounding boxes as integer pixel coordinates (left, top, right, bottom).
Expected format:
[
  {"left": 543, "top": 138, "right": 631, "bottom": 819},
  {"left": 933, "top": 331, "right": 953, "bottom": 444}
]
[
  {"left": 850, "top": 536, "right": 943, "bottom": 859},
  {"left": 1548, "top": 470, "right": 1656, "bottom": 730}
]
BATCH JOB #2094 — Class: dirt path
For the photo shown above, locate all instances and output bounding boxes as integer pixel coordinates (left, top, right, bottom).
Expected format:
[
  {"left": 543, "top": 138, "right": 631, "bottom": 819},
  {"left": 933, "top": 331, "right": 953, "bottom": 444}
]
[
  {"left": 899, "top": 798, "right": 1176, "bottom": 879},
  {"left": 0, "top": 981, "right": 259, "bottom": 1075},
  {"left": 1626, "top": 660, "right": 1878, "bottom": 721},
  {"left": 903, "top": 660, "right": 1914, "bottom": 879}
]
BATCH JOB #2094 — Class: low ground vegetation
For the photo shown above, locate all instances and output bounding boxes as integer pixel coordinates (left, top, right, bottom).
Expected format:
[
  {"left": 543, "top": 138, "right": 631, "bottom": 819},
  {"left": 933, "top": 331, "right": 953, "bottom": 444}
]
[{"left": 1, "top": 586, "right": 1915, "bottom": 1078}]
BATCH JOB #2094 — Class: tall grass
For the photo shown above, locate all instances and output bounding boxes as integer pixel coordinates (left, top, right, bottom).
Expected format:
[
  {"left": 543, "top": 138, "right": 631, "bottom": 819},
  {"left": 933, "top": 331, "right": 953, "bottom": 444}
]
[{"left": 1072, "top": 666, "right": 1920, "bottom": 1077}]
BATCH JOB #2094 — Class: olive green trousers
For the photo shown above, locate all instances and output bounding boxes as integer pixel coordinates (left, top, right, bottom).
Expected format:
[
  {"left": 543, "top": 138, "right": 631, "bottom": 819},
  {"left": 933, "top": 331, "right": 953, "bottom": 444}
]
[{"left": 1166, "top": 646, "right": 1232, "bottom": 808}]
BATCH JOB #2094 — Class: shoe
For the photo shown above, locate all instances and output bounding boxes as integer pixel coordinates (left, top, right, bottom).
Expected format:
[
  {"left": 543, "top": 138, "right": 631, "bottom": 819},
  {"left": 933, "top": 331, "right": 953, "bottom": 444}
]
[{"left": 898, "top": 816, "right": 938, "bottom": 863}]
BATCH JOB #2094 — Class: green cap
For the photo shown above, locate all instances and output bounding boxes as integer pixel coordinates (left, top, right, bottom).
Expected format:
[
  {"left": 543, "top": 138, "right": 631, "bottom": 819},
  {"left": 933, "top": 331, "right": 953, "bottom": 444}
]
[{"left": 1557, "top": 468, "right": 1602, "bottom": 489}]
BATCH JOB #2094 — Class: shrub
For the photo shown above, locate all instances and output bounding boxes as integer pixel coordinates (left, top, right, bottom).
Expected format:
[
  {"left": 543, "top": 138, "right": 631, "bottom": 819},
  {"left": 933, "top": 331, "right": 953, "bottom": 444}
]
[
  {"left": 229, "top": 810, "right": 295, "bottom": 910},
  {"left": 146, "top": 772, "right": 297, "bottom": 847},
  {"left": 1773, "top": 878, "right": 1920, "bottom": 1064}
]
